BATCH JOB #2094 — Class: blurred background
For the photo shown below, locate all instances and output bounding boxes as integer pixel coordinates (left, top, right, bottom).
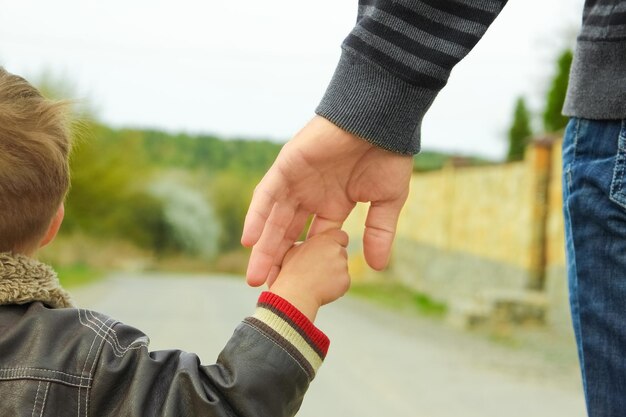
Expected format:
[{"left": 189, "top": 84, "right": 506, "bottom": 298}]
[{"left": 1, "top": 0, "right": 587, "bottom": 415}]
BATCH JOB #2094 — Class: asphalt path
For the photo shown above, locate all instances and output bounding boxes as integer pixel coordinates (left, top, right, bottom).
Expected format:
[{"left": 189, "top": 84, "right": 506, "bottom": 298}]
[{"left": 71, "top": 273, "right": 586, "bottom": 417}]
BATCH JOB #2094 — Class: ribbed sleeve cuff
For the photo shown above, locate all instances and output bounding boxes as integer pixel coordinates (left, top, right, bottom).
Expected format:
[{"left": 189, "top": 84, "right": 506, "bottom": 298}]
[
  {"left": 563, "top": 40, "right": 626, "bottom": 120},
  {"left": 316, "top": 47, "right": 441, "bottom": 155},
  {"left": 243, "top": 292, "right": 330, "bottom": 379}
]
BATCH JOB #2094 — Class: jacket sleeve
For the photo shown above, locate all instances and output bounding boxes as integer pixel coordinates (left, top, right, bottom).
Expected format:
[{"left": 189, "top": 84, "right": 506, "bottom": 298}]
[
  {"left": 316, "top": 0, "right": 508, "bottom": 155},
  {"left": 88, "top": 292, "right": 329, "bottom": 417}
]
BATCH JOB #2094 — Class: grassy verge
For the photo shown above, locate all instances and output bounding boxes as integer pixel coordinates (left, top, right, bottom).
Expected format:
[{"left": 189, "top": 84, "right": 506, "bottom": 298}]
[
  {"left": 55, "top": 264, "right": 105, "bottom": 288},
  {"left": 348, "top": 281, "right": 448, "bottom": 318}
]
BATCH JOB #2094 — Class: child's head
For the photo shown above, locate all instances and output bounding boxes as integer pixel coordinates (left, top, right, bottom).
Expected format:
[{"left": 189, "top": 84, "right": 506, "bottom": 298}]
[{"left": 0, "top": 67, "right": 71, "bottom": 255}]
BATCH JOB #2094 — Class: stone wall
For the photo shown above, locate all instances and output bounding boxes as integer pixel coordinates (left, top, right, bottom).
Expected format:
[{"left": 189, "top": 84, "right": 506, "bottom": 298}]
[{"left": 345, "top": 139, "right": 571, "bottom": 331}]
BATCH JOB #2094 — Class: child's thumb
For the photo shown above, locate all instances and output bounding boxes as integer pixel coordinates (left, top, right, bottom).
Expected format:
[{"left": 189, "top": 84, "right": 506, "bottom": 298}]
[{"left": 322, "top": 229, "right": 349, "bottom": 248}]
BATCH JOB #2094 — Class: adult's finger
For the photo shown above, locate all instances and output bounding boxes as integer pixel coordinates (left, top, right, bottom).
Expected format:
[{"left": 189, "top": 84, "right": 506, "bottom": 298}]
[
  {"left": 241, "top": 172, "right": 283, "bottom": 248},
  {"left": 246, "top": 201, "right": 297, "bottom": 286},
  {"left": 307, "top": 214, "right": 345, "bottom": 239},
  {"left": 268, "top": 209, "right": 309, "bottom": 278},
  {"left": 266, "top": 265, "right": 281, "bottom": 288},
  {"left": 362, "top": 200, "right": 403, "bottom": 270},
  {"left": 274, "top": 209, "right": 309, "bottom": 255}
]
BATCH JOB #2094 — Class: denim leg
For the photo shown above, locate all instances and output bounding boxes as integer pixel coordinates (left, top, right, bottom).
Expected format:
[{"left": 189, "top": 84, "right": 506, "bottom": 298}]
[
  {"left": 563, "top": 119, "right": 586, "bottom": 395},
  {"left": 562, "top": 118, "right": 626, "bottom": 416}
]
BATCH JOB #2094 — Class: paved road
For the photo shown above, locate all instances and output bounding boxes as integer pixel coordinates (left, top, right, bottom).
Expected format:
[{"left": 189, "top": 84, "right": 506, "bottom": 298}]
[{"left": 72, "top": 273, "right": 586, "bottom": 417}]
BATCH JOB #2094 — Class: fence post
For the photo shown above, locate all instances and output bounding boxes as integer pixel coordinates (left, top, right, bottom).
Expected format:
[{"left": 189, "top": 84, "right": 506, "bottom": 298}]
[{"left": 527, "top": 138, "right": 555, "bottom": 290}]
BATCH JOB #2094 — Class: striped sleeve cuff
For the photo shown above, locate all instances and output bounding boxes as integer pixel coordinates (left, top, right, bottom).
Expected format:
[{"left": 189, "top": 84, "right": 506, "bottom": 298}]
[
  {"left": 316, "top": 48, "right": 439, "bottom": 155},
  {"left": 243, "top": 292, "right": 330, "bottom": 379}
]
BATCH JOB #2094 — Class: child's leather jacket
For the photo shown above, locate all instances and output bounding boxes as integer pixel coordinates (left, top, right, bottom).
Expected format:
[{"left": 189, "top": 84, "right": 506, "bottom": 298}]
[{"left": 0, "top": 301, "right": 315, "bottom": 417}]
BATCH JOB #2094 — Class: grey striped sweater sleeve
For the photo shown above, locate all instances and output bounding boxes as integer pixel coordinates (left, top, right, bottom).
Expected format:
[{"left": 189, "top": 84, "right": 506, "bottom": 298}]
[{"left": 316, "top": 0, "right": 508, "bottom": 155}]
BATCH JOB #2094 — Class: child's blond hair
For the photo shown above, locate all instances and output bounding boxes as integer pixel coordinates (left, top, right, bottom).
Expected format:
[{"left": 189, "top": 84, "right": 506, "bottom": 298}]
[{"left": 0, "top": 68, "right": 71, "bottom": 253}]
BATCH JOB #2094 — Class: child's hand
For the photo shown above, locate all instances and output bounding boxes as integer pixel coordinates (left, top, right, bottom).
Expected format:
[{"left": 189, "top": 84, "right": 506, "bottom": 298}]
[{"left": 268, "top": 229, "right": 350, "bottom": 322}]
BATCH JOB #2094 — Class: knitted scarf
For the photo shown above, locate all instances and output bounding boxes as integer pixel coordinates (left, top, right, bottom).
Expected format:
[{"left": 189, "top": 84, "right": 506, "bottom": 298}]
[{"left": 0, "top": 252, "right": 74, "bottom": 308}]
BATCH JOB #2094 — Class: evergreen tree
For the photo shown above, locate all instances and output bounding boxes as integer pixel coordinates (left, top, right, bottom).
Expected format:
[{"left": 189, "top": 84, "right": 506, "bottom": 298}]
[
  {"left": 543, "top": 49, "right": 573, "bottom": 133},
  {"left": 507, "top": 97, "right": 533, "bottom": 162}
]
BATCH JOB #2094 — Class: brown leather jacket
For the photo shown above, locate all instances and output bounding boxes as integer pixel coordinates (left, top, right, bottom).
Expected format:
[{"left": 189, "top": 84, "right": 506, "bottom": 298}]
[{"left": 0, "top": 254, "right": 328, "bottom": 417}]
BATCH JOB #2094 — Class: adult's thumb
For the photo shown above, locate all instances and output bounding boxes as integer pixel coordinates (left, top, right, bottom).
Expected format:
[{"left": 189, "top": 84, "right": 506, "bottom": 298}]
[{"left": 363, "top": 202, "right": 401, "bottom": 270}]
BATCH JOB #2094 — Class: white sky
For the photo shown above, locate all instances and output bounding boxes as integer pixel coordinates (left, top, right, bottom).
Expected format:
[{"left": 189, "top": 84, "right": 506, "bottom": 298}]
[{"left": 0, "top": 0, "right": 584, "bottom": 159}]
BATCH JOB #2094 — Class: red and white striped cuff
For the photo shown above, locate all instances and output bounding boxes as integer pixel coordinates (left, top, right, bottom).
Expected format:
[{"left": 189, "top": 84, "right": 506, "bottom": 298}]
[{"left": 244, "top": 291, "right": 330, "bottom": 379}]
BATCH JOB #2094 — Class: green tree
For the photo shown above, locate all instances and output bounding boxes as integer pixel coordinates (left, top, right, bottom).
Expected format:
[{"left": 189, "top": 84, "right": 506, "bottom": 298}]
[
  {"left": 543, "top": 49, "right": 573, "bottom": 133},
  {"left": 64, "top": 123, "right": 155, "bottom": 240},
  {"left": 507, "top": 97, "right": 533, "bottom": 162}
]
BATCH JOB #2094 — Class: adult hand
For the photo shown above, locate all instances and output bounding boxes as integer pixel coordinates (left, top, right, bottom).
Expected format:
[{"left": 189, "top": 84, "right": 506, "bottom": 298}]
[{"left": 242, "top": 116, "right": 413, "bottom": 286}]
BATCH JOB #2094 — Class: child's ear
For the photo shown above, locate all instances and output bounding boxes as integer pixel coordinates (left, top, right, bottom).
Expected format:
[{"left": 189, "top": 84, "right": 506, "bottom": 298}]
[{"left": 39, "top": 203, "right": 65, "bottom": 249}]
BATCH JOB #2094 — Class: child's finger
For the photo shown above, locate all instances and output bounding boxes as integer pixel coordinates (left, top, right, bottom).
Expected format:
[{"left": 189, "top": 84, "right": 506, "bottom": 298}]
[
  {"left": 324, "top": 229, "right": 349, "bottom": 248},
  {"left": 281, "top": 241, "right": 303, "bottom": 266},
  {"left": 307, "top": 214, "right": 344, "bottom": 239}
]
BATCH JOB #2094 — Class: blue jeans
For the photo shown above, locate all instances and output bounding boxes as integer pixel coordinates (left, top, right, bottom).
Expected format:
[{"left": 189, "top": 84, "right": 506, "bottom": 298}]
[{"left": 563, "top": 118, "right": 626, "bottom": 416}]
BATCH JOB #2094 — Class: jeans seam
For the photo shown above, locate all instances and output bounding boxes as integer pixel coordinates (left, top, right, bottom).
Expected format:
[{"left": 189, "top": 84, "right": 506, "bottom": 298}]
[
  {"left": 609, "top": 121, "right": 626, "bottom": 209},
  {"left": 564, "top": 118, "right": 581, "bottom": 194},
  {"left": 564, "top": 200, "right": 587, "bottom": 396},
  {"left": 566, "top": 165, "right": 573, "bottom": 195},
  {"left": 572, "top": 117, "right": 581, "bottom": 162}
]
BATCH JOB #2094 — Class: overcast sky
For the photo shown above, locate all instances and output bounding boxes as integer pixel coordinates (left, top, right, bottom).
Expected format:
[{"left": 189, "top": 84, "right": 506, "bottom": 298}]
[{"left": 0, "top": 0, "right": 584, "bottom": 159}]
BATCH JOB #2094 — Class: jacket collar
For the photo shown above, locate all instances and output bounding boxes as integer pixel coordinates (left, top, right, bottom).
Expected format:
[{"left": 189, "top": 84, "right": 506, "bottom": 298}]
[{"left": 0, "top": 252, "right": 74, "bottom": 308}]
